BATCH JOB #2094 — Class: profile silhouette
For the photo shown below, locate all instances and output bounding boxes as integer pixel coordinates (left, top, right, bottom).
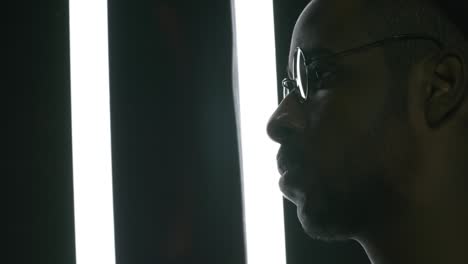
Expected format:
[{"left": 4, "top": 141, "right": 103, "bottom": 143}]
[{"left": 267, "top": 0, "right": 468, "bottom": 263}]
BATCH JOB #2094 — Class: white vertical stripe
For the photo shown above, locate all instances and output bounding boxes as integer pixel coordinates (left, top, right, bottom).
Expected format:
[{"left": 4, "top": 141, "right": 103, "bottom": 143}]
[
  {"left": 231, "top": 1, "right": 287, "bottom": 264},
  {"left": 69, "top": 0, "right": 116, "bottom": 263}
]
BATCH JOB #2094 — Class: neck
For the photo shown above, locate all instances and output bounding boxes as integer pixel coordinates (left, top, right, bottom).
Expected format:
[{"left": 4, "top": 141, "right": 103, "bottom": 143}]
[
  {"left": 357, "top": 218, "right": 468, "bottom": 264},
  {"left": 355, "top": 173, "right": 468, "bottom": 264}
]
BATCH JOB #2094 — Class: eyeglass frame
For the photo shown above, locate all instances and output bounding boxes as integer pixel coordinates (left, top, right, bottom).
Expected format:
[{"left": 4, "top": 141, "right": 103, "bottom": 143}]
[{"left": 282, "top": 34, "right": 445, "bottom": 102}]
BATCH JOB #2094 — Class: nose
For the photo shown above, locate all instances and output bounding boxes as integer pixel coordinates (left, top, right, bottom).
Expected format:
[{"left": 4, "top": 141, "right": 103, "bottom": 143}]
[{"left": 266, "top": 94, "right": 306, "bottom": 144}]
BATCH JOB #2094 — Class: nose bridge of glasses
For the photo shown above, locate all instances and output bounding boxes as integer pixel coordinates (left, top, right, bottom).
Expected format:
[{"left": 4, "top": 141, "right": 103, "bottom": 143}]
[
  {"left": 282, "top": 78, "right": 297, "bottom": 89},
  {"left": 282, "top": 78, "right": 297, "bottom": 98}
]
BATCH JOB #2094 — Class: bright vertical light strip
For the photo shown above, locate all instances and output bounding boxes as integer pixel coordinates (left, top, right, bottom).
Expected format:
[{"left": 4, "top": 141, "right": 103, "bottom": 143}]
[
  {"left": 231, "top": 1, "right": 286, "bottom": 264},
  {"left": 69, "top": 0, "right": 116, "bottom": 263}
]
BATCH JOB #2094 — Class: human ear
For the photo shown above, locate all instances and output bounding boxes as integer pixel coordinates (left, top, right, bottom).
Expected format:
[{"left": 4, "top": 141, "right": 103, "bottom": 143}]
[{"left": 425, "top": 49, "right": 467, "bottom": 128}]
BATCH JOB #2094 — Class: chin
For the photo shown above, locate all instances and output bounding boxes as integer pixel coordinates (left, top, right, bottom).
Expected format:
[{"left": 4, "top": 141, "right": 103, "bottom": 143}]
[
  {"left": 279, "top": 176, "right": 302, "bottom": 205},
  {"left": 295, "top": 194, "right": 362, "bottom": 242}
]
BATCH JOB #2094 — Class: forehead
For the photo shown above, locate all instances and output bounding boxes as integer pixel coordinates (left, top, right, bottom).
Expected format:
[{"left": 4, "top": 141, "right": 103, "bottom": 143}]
[{"left": 289, "top": 0, "right": 372, "bottom": 62}]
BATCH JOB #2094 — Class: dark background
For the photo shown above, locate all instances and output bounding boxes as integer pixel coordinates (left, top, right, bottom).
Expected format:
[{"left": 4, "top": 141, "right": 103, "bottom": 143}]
[{"left": 7, "top": 0, "right": 369, "bottom": 263}]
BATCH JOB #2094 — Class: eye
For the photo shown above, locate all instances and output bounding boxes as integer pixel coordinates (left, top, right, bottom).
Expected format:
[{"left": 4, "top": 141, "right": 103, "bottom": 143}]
[
  {"left": 309, "top": 67, "right": 335, "bottom": 91},
  {"left": 312, "top": 69, "right": 333, "bottom": 81}
]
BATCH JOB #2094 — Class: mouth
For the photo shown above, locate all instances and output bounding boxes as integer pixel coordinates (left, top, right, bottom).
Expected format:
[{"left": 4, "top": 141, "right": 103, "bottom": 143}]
[
  {"left": 276, "top": 144, "right": 306, "bottom": 202},
  {"left": 276, "top": 145, "right": 304, "bottom": 178},
  {"left": 277, "top": 161, "right": 304, "bottom": 204}
]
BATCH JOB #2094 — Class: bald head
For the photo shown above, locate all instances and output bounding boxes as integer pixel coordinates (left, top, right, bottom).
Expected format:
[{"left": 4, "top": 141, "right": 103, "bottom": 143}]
[
  {"left": 292, "top": 0, "right": 466, "bottom": 117},
  {"left": 294, "top": 0, "right": 465, "bottom": 65}
]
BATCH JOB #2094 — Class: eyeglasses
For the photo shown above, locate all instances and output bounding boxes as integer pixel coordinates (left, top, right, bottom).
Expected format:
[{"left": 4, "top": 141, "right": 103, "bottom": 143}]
[{"left": 282, "top": 34, "right": 444, "bottom": 102}]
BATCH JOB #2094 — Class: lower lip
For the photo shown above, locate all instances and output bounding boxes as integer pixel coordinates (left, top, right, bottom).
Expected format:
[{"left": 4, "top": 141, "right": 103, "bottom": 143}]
[
  {"left": 280, "top": 163, "right": 301, "bottom": 177},
  {"left": 279, "top": 164, "right": 301, "bottom": 185},
  {"left": 279, "top": 170, "right": 288, "bottom": 182},
  {"left": 278, "top": 170, "right": 301, "bottom": 203},
  {"left": 279, "top": 170, "right": 292, "bottom": 185},
  {"left": 278, "top": 172, "right": 288, "bottom": 187}
]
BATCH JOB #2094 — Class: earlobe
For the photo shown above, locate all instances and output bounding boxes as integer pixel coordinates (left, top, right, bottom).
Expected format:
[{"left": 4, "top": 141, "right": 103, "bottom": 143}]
[{"left": 425, "top": 51, "right": 467, "bottom": 128}]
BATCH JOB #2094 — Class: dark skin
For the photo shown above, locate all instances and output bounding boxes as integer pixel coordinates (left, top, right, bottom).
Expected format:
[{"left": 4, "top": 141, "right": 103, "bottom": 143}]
[{"left": 266, "top": 0, "right": 468, "bottom": 263}]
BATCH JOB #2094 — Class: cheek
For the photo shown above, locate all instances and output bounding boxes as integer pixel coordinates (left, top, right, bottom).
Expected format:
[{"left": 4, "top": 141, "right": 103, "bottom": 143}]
[
  {"left": 305, "top": 88, "right": 384, "bottom": 145},
  {"left": 302, "top": 97, "right": 349, "bottom": 181},
  {"left": 307, "top": 67, "right": 389, "bottom": 134},
  {"left": 303, "top": 89, "right": 388, "bottom": 179},
  {"left": 379, "top": 117, "right": 417, "bottom": 186}
]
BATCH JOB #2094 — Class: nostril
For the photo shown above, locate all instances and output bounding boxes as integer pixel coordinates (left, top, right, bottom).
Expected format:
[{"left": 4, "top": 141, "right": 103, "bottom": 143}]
[{"left": 267, "top": 118, "right": 299, "bottom": 143}]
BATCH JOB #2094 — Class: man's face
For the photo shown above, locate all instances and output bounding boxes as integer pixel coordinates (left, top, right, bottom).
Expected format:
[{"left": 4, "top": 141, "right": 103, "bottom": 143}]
[{"left": 267, "top": 0, "right": 412, "bottom": 240}]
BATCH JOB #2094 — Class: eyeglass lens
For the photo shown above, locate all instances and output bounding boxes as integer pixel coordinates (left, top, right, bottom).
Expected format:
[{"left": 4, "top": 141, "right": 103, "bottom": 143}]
[
  {"left": 282, "top": 48, "right": 308, "bottom": 101},
  {"left": 295, "top": 48, "right": 308, "bottom": 100}
]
